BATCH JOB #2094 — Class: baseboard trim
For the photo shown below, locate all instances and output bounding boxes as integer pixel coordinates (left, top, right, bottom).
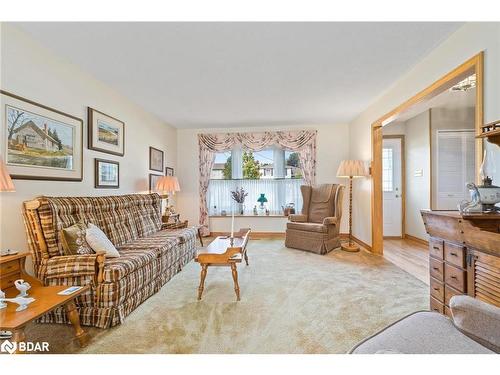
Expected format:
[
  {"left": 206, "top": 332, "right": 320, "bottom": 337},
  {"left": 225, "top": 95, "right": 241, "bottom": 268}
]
[
  {"left": 340, "top": 233, "right": 372, "bottom": 252},
  {"left": 210, "top": 231, "right": 285, "bottom": 239},
  {"left": 404, "top": 233, "right": 429, "bottom": 246}
]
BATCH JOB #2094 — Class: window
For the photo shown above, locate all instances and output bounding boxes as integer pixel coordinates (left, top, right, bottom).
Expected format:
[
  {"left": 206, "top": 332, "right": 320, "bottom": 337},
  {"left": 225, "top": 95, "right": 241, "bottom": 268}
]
[
  {"left": 208, "top": 147, "right": 303, "bottom": 215},
  {"left": 382, "top": 147, "right": 393, "bottom": 192}
]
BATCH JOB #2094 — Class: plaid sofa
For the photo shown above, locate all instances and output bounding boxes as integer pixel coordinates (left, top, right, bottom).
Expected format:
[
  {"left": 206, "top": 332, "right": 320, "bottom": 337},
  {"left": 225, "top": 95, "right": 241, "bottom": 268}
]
[{"left": 23, "top": 193, "right": 198, "bottom": 328}]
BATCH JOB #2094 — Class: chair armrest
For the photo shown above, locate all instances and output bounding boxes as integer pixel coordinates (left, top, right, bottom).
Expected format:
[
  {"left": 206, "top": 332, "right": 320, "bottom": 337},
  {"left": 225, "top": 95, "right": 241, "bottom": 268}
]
[
  {"left": 323, "top": 217, "right": 338, "bottom": 225},
  {"left": 450, "top": 295, "right": 500, "bottom": 352},
  {"left": 42, "top": 252, "right": 106, "bottom": 284},
  {"left": 288, "top": 214, "right": 307, "bottom": 222}
]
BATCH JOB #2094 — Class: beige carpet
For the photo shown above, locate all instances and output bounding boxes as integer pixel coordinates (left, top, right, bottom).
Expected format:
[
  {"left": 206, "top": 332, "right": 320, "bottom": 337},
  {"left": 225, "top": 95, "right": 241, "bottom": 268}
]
[{"left": 24, "top": 240, "right": 428, "bottom": 354}]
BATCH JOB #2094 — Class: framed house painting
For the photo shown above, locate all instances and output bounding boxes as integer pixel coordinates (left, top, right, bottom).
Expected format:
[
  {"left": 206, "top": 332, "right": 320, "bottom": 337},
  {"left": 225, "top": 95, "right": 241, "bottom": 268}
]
[
  {"left": 95, "top": 158, "right": 119, "bottom": 188},
  {"left": 1, "top": 90, "right": 83, "bottom": 181},
  {"left": 149, "top": 146, "right": 164, "bottom": 172},
  {"left": 149, "top": 173, "right": 162, "bottom": 193},
  {"left": 165, "top": 167, "right": 174, "bottom": 176},
  {"left": 88, "top": 107, "right": 125, "bottom": 156}
]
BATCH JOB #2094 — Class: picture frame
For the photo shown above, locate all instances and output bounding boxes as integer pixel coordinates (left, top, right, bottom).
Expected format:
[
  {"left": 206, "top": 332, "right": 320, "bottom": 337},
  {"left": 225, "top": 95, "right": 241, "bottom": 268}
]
[
  {"left": 165, "top": 167, "right": 174, "bottom": 176},
  {"left": 95, "top": 158, "right": 119, "bottom": 189},
  {"left": 1, "top": 90, "right": 83, "bottom": 181},
  {"left": 88, "top": 107, "right": 125, "bottom": 156},
  {"left": 149, "top": 173, "right": 162, "bottom": 193},
  {"left": 149, "top": 146, "right": 164, "bottom": 172}
]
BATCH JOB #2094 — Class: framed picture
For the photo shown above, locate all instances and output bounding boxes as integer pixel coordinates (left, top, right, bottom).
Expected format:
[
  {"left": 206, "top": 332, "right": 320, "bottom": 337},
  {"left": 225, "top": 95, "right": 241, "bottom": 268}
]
[
  {"left": 88, "top": 107, "right": 125, "bottom": 156},
  {"left": 1, "top": 90, "right": 83, "bottom": 181},
  {"left": 149, "top": 146, "right": 164, "bottom": 172},
  {"left": 95, "top": 158, "right": 119, "bottom": 188},
  {"left": 165, "top": 167, "right": 174, "bottom": 176},
  {"left": 149, "top": 173, "right": 162, "bottom": 193}
]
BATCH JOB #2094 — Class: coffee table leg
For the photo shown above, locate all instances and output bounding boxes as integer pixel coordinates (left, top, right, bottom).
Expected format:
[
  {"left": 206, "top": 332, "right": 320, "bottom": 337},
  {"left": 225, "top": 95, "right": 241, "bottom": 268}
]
[
  {"left": 230, "top": 263, "right": 241, "bottom": 301},
  {"left": 65, "top": 300, "right": 89, "bottom": 347},
  {"left": 198, "top": 264, "right": 208, "bottom": 300},
  {"left": 12, "top": 328, "right": 25, "bottom": 354}
]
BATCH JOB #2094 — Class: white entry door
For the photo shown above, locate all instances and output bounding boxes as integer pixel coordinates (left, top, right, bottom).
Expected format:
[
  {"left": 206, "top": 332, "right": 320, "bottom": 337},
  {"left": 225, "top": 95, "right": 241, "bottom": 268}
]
[{"left": 383, "top": 137, "right": 403, "bottom": 237}]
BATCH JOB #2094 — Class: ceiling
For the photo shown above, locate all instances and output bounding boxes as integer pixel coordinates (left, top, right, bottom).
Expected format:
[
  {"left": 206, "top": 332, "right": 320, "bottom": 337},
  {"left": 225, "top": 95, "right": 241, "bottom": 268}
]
[
  {"left": 11, "top": 22, "right": 463, "bottom": 129},
  {"left": 393, "top": 77, "right": 476, "bottom": 122}
]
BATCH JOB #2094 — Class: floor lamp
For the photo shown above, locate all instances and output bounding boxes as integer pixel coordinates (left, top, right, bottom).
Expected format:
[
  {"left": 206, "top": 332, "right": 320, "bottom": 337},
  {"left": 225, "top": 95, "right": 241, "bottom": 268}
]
[
  {"left": 0, "top": 157, "right": 15, "bottom": 340},
  {"left": 336, "top": 160, "right": 368, "bottom": 252}
]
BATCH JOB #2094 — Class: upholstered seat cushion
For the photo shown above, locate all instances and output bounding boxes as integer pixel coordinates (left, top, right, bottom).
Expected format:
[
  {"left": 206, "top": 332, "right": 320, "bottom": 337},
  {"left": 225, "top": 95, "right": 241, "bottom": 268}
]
[
  {"left": 287, "top": 221, "right": 327, "bottom": 233},
  {"left": 349, "top": 311, "right": 493, "bottom": 354},
  {"left": 103, "top": 232, "right": 179, "bottom": 282}
]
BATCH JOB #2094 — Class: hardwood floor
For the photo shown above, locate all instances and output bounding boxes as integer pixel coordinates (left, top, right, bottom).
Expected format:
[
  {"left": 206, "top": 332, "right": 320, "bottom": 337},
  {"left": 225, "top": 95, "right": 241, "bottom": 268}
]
[{"left": 383, "top": 238, "right": 429, "bottom": 285}]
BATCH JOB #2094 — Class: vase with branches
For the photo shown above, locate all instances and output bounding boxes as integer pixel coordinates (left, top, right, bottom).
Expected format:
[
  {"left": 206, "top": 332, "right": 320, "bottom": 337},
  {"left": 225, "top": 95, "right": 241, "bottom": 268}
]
[{"left": 231, "top": 187, "right": 248, "bottom": 215}]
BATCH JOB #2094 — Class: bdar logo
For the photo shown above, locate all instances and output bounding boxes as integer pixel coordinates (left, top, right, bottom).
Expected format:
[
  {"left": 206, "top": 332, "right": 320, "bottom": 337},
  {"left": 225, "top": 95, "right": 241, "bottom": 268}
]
[{"left": 1, "top": 339, "right": 17, "bottom": 354}]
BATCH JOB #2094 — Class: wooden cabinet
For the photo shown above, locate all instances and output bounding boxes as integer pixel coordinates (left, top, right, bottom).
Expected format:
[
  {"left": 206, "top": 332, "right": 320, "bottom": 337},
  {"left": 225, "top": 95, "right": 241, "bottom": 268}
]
[
  {"left": 421, "top": 210, "right": 500, "bottom": 314},
  {"left": 0, "top": 253, "right": 34, "bottom": 290}
]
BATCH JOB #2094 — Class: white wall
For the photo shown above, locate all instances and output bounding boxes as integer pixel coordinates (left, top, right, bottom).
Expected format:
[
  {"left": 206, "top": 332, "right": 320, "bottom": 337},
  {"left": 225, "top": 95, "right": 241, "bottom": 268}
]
[
  {"left": 405, "top": 111, "right": 430, "bottom": 240},
  {"left": 0, "top": 24, "right": 177, "bottom": 253},
  {"left": 349, "top": 23, "right": 500, "bottom": 246},
  {"left": 176, "top": 124, "right": 351, "bottom": 234}
]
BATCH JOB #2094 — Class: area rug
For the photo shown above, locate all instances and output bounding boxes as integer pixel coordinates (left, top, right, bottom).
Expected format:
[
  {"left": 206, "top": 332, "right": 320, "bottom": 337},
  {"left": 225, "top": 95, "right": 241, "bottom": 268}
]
[{"left": 24, "top": 240, "right": 428, "bottom": 354}]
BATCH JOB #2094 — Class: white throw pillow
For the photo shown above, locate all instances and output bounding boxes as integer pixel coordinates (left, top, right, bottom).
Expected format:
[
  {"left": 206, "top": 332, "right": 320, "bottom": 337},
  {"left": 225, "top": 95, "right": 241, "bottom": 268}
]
[{"left": 85, "top": 223, "right": 120, "bottom": 258}]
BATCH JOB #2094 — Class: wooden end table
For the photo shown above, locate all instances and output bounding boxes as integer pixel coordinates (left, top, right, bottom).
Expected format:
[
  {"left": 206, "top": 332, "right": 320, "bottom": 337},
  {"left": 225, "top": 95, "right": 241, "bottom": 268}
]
[
  {"left": 0, "top": 284, "right": 90, "bottom": 354},
  {"left": 195, "top": 228, "right": 251, "bottom": 301}
]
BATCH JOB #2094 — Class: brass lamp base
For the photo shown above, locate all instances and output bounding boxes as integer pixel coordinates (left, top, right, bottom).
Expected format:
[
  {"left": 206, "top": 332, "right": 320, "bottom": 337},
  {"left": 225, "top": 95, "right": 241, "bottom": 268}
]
[{"left": 341, "top": 241, "right": 360, "bottom": 252}]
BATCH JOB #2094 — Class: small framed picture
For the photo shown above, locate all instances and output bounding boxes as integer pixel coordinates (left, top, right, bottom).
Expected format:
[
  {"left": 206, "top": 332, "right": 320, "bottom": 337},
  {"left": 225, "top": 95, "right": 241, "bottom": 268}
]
[
  {"left": 95, "top": 158, "right": 119, "bottom": 188},
  {"left": 149, "top": 147, "right": 164, "bottom": 172},
  {"left": 149, "top": 173, "right": 162, "bottom": 193},
  {"left": 165, "top": 167, "right": 174, "bottom": 176},
  {"left": 88, "top": 107, "right": 125, "bottom": 156}
]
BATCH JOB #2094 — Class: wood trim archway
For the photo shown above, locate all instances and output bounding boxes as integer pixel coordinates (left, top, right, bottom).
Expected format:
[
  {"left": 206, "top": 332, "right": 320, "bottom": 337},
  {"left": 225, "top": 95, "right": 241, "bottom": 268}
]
[{"left": 371, "top": 52, "right": 484, "bottom": 255}]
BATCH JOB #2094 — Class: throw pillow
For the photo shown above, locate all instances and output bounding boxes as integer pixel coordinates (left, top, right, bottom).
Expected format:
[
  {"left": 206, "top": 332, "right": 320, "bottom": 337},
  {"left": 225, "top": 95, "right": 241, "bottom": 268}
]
[
  {"left": 85, "top": 223, "right": 120, "bottom": 258},
  {"left": 60, "top": 222, "right": 94, "bottom": 255}
]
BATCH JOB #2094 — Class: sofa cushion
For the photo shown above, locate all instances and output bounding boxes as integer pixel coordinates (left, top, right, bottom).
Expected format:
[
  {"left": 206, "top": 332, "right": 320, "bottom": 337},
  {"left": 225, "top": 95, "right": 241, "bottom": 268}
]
[
  {"left": 287, "top": 221, "right": 327, "bottom": 233},
  {"left": 103, "top": 232, "right": 178, "bottom": 282},
  {"left": 349, "top": 311, "right": 493, "bottom": 354}
]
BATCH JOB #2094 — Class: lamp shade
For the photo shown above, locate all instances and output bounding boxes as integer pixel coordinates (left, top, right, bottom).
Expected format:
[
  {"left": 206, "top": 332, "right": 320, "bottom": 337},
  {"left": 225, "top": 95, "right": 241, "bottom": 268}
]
[
  {"left": 336, "top": 160, "right": 368, "bottom": 178},
  {"left": 0, "top": 158, "right": 15, "bottom": 192},
  {"left": 155, "top": 175, "right": 180, "bottom": 194}
]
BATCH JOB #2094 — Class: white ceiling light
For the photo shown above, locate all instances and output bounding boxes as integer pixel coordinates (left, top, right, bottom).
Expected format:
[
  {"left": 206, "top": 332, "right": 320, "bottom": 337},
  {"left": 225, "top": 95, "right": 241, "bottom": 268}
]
[{"left": 450, "top": 74, "right": 476, "bottom": 92}]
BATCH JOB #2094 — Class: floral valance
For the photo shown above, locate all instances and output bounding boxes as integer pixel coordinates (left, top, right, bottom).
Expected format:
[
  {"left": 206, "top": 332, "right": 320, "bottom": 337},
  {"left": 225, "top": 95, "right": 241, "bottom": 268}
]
[{"left": 198, "top": 130, "right": 317, "bottom": 152}]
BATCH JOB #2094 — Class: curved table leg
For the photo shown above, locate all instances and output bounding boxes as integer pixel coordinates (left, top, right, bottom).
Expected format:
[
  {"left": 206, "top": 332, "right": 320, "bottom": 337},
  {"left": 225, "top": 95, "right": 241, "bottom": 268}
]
[
  {"left": 230, "top": 263, "right": 241, "bottom": 301},
  {"left": 198, "top": 264, "right": 208, "bottom": 300},
  {"left": 65, "top": 300, "right": 89, "bottom": 347}
]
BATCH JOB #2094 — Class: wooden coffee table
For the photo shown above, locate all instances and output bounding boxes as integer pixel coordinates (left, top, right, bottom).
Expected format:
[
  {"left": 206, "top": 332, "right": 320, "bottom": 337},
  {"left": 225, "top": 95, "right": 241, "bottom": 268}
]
[
  {"left": 195, "top": 228, "right": 251, "bottom": 301},
  {"left": 0, "top": 285, "right": 89, "bottom": 353}
]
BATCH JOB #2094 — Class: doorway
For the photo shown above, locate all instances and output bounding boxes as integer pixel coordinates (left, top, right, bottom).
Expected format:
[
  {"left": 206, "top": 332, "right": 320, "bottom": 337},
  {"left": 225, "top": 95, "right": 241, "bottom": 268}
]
[
  {"left": 370, "top": 52, "right": 484, "bottom": 255},
  {"left": 382, "top": 136, "right": 404, "bottom": 238}
]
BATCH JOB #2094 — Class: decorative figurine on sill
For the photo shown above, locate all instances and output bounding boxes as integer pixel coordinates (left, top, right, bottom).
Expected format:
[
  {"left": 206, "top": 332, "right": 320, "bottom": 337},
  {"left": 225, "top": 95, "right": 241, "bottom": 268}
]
[
  {"left": 14, "top": 279, "right": 31, "bottom": 298},
  {"left": 253, "top": 205, "right": 258, "bottom": 215},
  {"left": 0, "top": 296, "right": 36, "bottom": 312},
  {"left": 265, "top": 209, "right": 270, "bottom": 216}
]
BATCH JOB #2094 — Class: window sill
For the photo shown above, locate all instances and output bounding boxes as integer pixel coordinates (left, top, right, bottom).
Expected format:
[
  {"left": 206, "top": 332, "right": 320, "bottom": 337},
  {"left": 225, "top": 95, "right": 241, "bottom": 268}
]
[{"left": 209, "top": 214, "right": 288, "bottom": 218}]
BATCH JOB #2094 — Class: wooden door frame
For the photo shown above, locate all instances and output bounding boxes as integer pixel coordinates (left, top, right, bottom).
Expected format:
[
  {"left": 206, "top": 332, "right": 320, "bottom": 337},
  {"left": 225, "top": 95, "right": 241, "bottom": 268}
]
[
  {"left": 371, "top": 52, "right": 484, "bottom": 255},
  {"left": 382, "top": 134, "right": 405, "bottom": 239}
]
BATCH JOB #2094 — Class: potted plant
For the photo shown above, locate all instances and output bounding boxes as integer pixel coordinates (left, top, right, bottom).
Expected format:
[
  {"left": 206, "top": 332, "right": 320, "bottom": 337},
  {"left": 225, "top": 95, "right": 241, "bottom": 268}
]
[{"left": 231, "top": 187, "right": 248, "bottom": 215}]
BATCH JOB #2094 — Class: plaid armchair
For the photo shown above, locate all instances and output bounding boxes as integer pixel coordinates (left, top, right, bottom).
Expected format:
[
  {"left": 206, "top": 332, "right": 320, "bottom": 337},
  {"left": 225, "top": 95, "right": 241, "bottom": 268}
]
[
  {"left": 285, "top": 184, "right": 344, "bottom": 254},
  {"left": 23, "top": 193, "right": 198, "bottom": 328}
]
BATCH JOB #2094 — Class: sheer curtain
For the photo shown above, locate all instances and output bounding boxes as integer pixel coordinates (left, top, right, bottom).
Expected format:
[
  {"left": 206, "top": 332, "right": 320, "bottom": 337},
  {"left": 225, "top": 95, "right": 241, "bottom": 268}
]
[{"left": 207, "top": 178, "right": 303, "bottom": 215}]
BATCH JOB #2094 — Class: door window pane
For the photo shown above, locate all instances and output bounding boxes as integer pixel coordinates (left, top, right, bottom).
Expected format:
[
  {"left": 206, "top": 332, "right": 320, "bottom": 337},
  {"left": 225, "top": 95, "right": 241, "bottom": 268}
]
[{"left": 382, "top": 147, "right": 393, "bottom": 192}]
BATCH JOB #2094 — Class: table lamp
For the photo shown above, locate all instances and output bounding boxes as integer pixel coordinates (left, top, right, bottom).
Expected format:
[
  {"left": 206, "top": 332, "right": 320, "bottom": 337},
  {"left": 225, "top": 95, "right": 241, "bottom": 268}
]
[
  {"left": 155, "top": 175, "right": 180, "bottom": 216},
  {"left": 336, "top": 160, "right": 368, "bottom": 252}
]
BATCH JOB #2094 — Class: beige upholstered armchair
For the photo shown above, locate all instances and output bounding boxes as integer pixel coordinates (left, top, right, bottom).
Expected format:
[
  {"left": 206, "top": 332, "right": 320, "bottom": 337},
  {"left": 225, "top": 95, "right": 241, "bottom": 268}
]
[{"left": 285, "top": 184, "right": 344, "bottom": 255}]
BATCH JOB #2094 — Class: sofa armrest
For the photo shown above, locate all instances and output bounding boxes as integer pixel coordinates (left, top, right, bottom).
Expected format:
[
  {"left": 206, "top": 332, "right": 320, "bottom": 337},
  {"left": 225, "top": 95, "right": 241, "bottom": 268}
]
[
  {"left": 288, "top": 214, "right": 307, "bottom": 222},
  {"left": 450, "top": 295, "right": 500, "bottom": 352},
  {"left": 323, "top": 216, "right": 338, "bottom": 225},
  {"left": 42, "top": 252, "right": 106, "bottom": 285}
]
